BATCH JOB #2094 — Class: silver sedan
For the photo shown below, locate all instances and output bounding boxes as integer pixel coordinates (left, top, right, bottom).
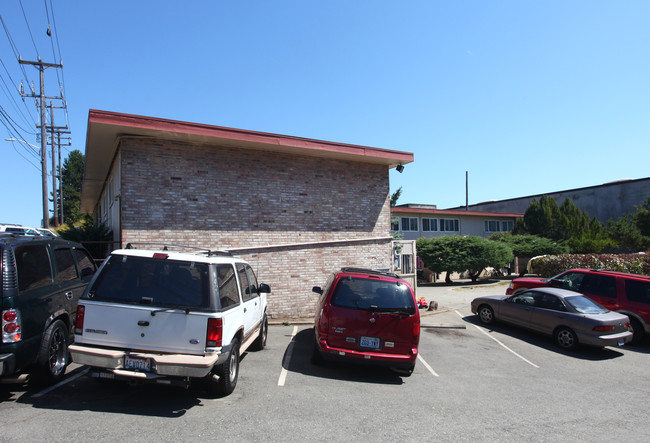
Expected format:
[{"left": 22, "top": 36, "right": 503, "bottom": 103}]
[{"left": 470, "top": 287, "right": 633, "bottom": 350}]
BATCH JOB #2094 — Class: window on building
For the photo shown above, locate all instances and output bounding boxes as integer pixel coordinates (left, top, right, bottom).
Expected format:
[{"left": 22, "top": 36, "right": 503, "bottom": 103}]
[
  {"left": 439, "top": 218, "right": 459, "bottom": 232},
  {"left": 422, "top": 218, "right": 438, "bottom": 232},
  {"left": 391, "top": 219, "right": 399, "bottom": 232},
  {"left": 485, "top": 220, "right": 514, "bottom": 233},
  {"left": 400, "top": 217, "right": 419, "bottom": 232}
]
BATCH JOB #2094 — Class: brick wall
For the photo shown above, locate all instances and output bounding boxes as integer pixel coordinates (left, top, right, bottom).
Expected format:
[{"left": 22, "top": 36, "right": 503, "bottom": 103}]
[{"left": 118, "top": 137, "right": 392, "bottom": 318}]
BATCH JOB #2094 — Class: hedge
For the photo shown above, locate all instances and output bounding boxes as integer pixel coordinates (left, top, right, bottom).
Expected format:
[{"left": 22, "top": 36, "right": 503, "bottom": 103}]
[{"left": 530, "top": 253, "right": 650, "bottom": 278}]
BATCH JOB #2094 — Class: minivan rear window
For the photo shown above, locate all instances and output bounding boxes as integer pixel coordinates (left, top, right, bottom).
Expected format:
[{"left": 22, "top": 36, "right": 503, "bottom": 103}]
[
  {"left": 85, "top": 254, "right": 209, "bottom": 308},
  {"left": 331, "top": 277, "right": 415, "bottom": 314}
]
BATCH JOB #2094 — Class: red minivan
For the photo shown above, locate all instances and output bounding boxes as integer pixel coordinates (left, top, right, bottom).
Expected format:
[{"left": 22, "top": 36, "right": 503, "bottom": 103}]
[{"left": 311, "top": 268, "right": 420, "bottom": 375}]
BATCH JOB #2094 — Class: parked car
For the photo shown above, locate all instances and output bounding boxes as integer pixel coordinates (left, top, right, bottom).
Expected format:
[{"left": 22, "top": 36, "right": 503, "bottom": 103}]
[
  {"left": 471, "top": 287, "right": 632, "bottom": 350},
  {"left": 0, "top": 224, "right": 42, "bottom": 236},
  {"left": 311, "top": 267, "right": 420, "bottom": 375},
  {"left": 69, "top": 245, "right": 270, "bottom": 396},
  {"left": 506, "top": 269, "right": 650, "bottom": 343},
  {"left": 0, "top": 233, "right": 96, "bottom": 384}
]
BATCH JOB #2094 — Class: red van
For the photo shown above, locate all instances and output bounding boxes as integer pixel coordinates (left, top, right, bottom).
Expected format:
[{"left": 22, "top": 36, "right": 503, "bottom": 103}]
[{"left": 311, "top": 268, "right": 420, "bottom": 375}]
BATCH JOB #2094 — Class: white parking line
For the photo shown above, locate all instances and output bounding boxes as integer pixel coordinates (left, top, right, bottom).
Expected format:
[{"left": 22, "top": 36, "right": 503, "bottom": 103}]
[
  {"left": 455, "top": 310, "right": 539, "bottom": 369},
  {"left": 417, "top": 354, "right": 439, "bottom": 377},
  {"left": 32, "top": 367, "right": 90, "bottom": 398},
  {"left": 278, "top": 326, "right": 298, "bottom": 386}
]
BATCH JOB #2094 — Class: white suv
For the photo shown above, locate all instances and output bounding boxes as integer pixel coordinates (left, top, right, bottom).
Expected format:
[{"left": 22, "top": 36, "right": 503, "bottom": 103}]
[{"left": 69, "top": 245, "right": 270, "bottom": 396}]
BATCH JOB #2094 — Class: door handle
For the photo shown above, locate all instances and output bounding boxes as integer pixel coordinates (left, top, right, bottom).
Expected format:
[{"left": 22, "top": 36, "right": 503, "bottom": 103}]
[
  {"left": 65, "top": 291, "right": 73, "bottom": 300},
  {"left": 138, "top": 321, "right": 150, "bottom": 327},
  {"left": 244, "top": 308, "right": 247, "bottom": 313}
]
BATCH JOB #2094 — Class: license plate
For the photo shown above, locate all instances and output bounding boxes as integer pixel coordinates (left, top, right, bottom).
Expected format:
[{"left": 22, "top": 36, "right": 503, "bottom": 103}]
[
  {"left": 618, "top": 339, "right": 625, "bottom": 347},
  {"left": 360, "top": 336, "right": 380, "bottom": 349},
  {"left": 124, "top": 355, "right": 151, "bottom": 372}
]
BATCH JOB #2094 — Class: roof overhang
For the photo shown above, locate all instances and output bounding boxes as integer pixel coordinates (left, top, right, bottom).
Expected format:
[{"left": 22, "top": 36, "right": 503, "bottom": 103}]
[
  {"left": 391, "top": 207, "right": 523, "bottom": 218},
  {"left": 81, "top": 110, "right": 414, "bottom": 213}
]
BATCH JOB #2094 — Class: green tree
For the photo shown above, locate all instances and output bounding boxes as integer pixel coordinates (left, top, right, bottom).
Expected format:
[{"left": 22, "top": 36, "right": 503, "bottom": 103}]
[
  {"left": 417, "top": 236, "right": 513, "bottom": 283},
  {"left": 58, "top": 218, "right": 113, "bottom": 260},
  {"left": 489, "top": 233, "right": 569, "bottom": 257},
  {"left": 61, "top": 149, "right": 85, "bottom": 225},
  {"left": 390, "top": 187, "right": 402, "bottom": 207},
  {"left": 634, "top": 197, "right": 650, "bottom": 237},
  {"left": 519, "top": 196, "right": 612, "bottom": 253}
]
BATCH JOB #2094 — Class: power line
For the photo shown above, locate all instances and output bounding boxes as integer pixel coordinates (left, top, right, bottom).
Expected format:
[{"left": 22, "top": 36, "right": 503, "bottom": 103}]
[
  {"left": 0, "top": 58, "right": 38, "bottom": 130},
  {"left": 19, "top": 0, "right": 40, "bottom": 59}
]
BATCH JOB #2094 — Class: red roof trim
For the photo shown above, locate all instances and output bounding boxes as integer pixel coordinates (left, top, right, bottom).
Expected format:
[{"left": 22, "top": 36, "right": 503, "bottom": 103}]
[
  {"left": 88, "top": 109, "right": 414, "bottom": 163},
  {"left": 391, "top": 207, "right": 523, "bottom": 218}
]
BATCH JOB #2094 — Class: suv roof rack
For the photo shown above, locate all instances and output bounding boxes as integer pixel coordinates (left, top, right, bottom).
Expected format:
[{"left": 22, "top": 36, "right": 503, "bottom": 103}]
[
  {"left": 124, "top": 242, "right": 232, "bottom": 257},
  {"left": 341, "top": 267, "right": 400, "bottom": 279}
]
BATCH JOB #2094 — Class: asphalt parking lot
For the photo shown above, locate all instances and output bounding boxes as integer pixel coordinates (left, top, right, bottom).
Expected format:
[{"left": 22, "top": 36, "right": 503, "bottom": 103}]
[{"left": 1, "top": 281, "right": 649, "bottom": 442}]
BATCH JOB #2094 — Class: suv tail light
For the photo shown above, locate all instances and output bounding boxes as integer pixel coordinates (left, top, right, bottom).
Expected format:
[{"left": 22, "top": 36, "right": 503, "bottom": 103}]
[
  {"left": 206, "top": 318, "right": 223, "bottom": 347},
  {"left": 74, "top": 305, "right": 85, "bottom": 335},
  {"left": 2, "top": 309, "right": 22, "bottom": 343}
]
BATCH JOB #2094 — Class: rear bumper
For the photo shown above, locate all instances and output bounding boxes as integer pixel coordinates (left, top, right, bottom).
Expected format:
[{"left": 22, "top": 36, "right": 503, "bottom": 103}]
[
  {"left": 316, "top": 339, "right": 417, "bottom": 369},
  {"left": 69, "top": 344, "right": 224, "bottom": 378},
  {"left": 578, "top": 330, "right": 633, "bottom": 348}
]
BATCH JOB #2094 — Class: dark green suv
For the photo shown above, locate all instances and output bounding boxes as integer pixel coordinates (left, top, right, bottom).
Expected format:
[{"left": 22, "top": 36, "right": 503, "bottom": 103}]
[{"left": 0, "top": 233, "right": 96, "bottom": 384}]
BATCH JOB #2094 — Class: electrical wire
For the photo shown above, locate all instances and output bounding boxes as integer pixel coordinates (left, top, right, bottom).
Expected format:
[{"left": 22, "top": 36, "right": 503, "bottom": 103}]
[{"left": 19, "top": 0, "right": 40, "bottom": 59}]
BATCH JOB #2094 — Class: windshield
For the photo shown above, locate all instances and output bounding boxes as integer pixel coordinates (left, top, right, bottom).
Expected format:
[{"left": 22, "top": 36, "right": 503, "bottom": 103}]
[
  {"left": 331, "top": 277, "right": 415, "bottom": 314},
  {"left": 85, "top": 254, "right": 209, "bottom": 309},
  {"left": 565, "top": 295, "right": 608, "bottom": 314}
]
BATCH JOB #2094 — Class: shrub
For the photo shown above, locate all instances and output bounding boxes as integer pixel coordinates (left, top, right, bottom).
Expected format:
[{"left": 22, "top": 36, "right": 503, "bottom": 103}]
[{"left": 531, "top": 253, "right": 650, "bottom": 278}]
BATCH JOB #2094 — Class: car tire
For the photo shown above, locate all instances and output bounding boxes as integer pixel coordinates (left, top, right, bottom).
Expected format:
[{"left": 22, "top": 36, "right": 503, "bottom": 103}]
[
  {"left": 250, "top": 315, "right": 268, "bottom": 351},
  {"left": 214, "top": 338, "right": 240, "bottom": 396},
  {"left": 555, "top": 326, "right": 578, "bottom": 350},
  {"left": 477, "top": 305, "right": 495, "bottom": 325},
  {"left": 629, "top": 317, "right": 645, "bottom": 345},
  {"left": 32, "top": 319, "right": 69, "bottom": 385}
]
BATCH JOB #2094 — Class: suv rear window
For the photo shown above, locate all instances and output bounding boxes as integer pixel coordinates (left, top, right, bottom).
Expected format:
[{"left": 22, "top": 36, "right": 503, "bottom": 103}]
[
  {"left": 331, "top": 277, "right": 415, "bottom": 314},
  {"left": 86, "top": 254, "right": 209, "bottom": 308}
]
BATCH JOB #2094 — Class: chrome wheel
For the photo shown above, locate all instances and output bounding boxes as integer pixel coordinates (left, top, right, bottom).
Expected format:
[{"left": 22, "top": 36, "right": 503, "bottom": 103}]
[
  {"left": 48, "top": 325, "right": 67, "bottom": 377},
  {"left": 555, "top": 327, "right": 577, "bottom": 350},
  {"left": 478, "top": 305, "right": 495, "bottom": 324}
]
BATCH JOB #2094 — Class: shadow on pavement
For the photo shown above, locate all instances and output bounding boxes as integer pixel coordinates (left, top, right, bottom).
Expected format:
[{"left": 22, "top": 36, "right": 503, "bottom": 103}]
[
  {"left": 458, "top": 313, "right": 631, "bottom": 361},
  {"left": 282, "top": 328, "right": 404, "bottom": 385}
]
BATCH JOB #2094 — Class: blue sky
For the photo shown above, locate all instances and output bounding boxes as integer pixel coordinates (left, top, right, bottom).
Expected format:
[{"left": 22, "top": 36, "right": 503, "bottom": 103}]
[{"left": 1, "top": 1, "right": 649, "bottom": 227}]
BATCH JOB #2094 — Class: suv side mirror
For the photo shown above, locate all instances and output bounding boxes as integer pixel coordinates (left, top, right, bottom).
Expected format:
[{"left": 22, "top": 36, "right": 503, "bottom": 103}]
[
  {"left": 258, "top": 283, "right": 271, "bottom": 293},
  {"left": 312, "top": 286, "right": 323, "bottom": 295}
]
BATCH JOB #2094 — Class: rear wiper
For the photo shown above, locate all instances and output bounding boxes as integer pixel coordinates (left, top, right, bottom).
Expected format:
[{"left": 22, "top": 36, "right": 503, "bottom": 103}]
[
  {"left": 369, "top": 306, "right": 409, "bottom": 316},
  {"left": 150, "top": 307, "right": 192, "bottom": 316}
]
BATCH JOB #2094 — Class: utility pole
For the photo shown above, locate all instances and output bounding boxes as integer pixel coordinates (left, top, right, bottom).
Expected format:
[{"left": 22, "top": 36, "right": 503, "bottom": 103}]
[
  {"left": 19, "top": 58, "right": 63, "bottom": 229},
  {"left": 50, "top": 102, "right": 57, "bottom": 227}
]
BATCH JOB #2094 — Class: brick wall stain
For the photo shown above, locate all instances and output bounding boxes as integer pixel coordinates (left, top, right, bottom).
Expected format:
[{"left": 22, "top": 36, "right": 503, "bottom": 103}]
[{"left": 119, "top": 137, "right": 392, "bottom": 318}]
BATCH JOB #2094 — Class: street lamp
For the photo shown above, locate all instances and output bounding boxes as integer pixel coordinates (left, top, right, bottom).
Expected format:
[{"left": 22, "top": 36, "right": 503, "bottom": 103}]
[{"left": 5, "top": 137, "right": 49, "bottom": 228}]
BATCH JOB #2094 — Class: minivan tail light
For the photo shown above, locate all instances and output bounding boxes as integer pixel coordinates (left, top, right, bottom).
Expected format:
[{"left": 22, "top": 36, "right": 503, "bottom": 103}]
[
  {"left": 74, "top": 305, "right": 85, "bottom": 335},
  {"left": 2, "top": 309, "right": 21, "bottom": 343},
  {"left": 206, "top": 318, "right": 223, "bottom": 347},
  {"left": 320, "top": 308, "right": 329, "bottom": 334},
  {"left": 413, "top": 319, "right": 421, "bottom": 340}
]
